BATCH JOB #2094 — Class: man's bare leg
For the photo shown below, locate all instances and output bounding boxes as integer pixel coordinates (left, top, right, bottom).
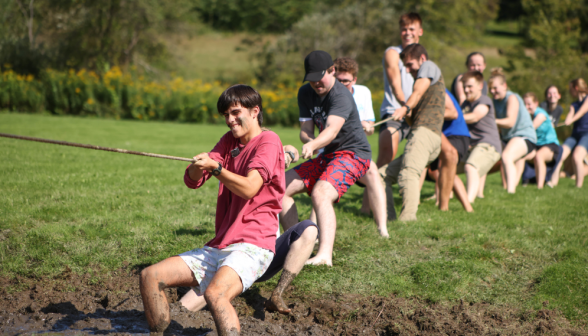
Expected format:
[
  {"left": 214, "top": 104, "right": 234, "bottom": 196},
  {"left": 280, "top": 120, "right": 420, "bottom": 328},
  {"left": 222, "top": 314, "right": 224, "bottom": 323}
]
[
  {"left": 204, "top": 266, "right": 244, "bottom": 336},
  {"left": 452, "top": 175, "right": 472, "bottom": 212},
  {"left": 140, "top": 256, "right": 198, "bottom": 332},
  {"left": 438, "top": 136, "right": 459, "bottom": 211},
  {"left": 266, "top": 226, "right": 318, "bottom": 313},
  {"left": 179, "top": 289, "right": 206, "bottom": 312},
  {"left": 364, "top": 127, "right": 401, "bottom": 212},
  {"left": 465, "top": 164, "right": 480, "bottom": 204},
  {"left": 306, "top": 181, "right": 339, "bottom": 266},
  {"left": 280, "top": 170, "right": 308, "bottom": 231},
  {"left": 359, "top": 161, "right": 389, "bottom": 237}
]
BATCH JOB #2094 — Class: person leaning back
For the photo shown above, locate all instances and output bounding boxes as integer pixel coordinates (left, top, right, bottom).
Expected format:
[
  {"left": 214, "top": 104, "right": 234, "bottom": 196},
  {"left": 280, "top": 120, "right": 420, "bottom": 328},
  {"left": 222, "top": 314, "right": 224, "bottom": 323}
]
[{"left": 140, "top": 85, "right": 285, "bottom": 335}]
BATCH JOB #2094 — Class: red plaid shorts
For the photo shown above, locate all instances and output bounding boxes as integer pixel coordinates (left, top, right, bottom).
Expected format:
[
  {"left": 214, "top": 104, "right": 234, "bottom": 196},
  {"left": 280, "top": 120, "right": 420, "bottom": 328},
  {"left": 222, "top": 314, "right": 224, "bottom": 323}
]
[{"left": 293, "top": 150, "right": 370, "bottom": 203}]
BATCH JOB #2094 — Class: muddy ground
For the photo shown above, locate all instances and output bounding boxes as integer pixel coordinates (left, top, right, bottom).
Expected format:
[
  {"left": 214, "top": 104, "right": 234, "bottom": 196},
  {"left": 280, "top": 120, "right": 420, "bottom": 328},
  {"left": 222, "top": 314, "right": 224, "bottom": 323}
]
[{"left": 0, "top": 266, "right": 586, "bottom": 335}]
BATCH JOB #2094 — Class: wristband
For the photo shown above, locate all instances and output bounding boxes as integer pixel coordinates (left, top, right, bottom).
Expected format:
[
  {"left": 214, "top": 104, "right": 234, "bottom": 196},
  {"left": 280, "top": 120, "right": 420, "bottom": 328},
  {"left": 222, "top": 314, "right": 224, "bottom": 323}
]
[{"left": 285, "top": 151, "right": 295, "bottom": 162}]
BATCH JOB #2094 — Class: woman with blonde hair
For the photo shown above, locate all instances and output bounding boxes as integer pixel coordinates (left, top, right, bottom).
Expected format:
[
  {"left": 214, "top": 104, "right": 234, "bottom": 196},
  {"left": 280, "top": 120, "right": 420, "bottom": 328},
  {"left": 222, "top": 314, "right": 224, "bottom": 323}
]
[
  {"left": 489, "top": 68, "right": 537, "bottom": 194},
  {"left": 551, "top": 78, "right": 588, "bottom": 188}
]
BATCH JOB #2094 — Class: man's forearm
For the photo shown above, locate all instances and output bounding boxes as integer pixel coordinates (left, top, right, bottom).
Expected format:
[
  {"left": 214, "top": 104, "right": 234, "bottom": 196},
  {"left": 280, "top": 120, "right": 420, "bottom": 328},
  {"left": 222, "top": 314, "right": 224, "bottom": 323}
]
[
  {"left": 300, "top": 131, "right": 315, "bottom": 144},
  {"left": 217, "top": 169, "right": 263, "bottom": 200},
  {"left": 307, "top": 128, "right": 337, "bottom": 150},
  {"left": 390, "top": 79, "right": 406, "bottom": 104},
  {"left": 188, "top": 165, "right": 205, "bottom": 182}
]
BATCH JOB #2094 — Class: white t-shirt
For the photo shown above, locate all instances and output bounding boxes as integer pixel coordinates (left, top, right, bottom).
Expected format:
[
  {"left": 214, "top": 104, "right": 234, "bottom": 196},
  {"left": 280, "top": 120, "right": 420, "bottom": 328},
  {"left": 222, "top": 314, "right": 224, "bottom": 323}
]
[{"left": 352, "top": 85, "right": 375, "bottom": 122}]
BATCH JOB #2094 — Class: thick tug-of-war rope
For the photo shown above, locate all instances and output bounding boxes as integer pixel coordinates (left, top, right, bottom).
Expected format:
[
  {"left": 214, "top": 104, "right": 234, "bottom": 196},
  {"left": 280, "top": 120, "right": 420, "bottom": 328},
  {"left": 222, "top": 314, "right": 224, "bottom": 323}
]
[{"left": 0, "top": 133, "right": 197, "bottom": 163}]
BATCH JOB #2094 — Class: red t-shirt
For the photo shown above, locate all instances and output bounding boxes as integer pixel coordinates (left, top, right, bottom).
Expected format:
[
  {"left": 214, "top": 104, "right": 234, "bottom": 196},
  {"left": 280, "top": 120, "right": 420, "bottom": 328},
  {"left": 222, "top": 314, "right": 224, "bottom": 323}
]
[{"left": 184, "top": 130, "right": 285, "bottom": 253}]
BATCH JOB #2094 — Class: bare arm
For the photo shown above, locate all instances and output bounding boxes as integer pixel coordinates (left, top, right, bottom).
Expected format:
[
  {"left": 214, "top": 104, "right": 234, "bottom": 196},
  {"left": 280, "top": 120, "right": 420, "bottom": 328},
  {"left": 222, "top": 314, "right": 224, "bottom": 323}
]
[
  {"left": 455, "top": 75, "right": 466, "bottom": 105},
  {"left": 532, "top": 113, "right": 547, "bottom": 129},
  {"left": 188, "top": 152, "right": 263, "bottom": 200},
  {"left": 567, "top": 98, "right": 588, "bottom": 125},
  {"left": 301, "top": 115, "right": 345, "bottom": 159},
  {"left": 390, "top": 77, "right": 431, "bottom": 121},
  {"left": 444, "top": 92, "right": 458, "bottom": 121},
  {"left": 299, "top": 120, "right": 315, "bottom": 144},
  {"left": 463, "top": 104, "right": 489, "bottom": 124},
  {"left": 495, "top": 95, "right": 519, "bottom": 129},
  {"left": 384, "top": 49, "right": 406, "bottom": 104},
  {"left": 564, "top": 106, "right": 575, "bottom": 126}
]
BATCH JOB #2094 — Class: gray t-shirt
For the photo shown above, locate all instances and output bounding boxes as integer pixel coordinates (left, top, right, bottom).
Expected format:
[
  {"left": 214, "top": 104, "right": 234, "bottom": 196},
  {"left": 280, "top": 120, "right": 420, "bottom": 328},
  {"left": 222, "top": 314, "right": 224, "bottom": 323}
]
[
  {"left": 298, "top": 80, "right": 372, "bottom": 160},
  {"left": 461, "top": 95, "right": 502, "bottom": 154},
  {"left": 418, "top": 61, "right": 442, "bottom": 86},
  {"left": 539, "top": 101, "right": 563, "bottom": 127}
]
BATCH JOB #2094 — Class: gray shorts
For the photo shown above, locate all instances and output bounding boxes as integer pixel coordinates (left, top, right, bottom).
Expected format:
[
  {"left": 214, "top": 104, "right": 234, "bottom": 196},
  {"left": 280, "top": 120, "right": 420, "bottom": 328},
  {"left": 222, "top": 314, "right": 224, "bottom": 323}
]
[{"left": 378, "top": 115, "right": 410, "bottom": 142}]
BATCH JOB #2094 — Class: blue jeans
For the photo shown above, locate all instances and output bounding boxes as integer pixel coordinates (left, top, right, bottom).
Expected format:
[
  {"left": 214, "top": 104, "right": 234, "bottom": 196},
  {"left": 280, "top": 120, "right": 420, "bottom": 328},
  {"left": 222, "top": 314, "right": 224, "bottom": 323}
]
[{"left": 563, "top": 132, "right": 588, "bottom": 151}]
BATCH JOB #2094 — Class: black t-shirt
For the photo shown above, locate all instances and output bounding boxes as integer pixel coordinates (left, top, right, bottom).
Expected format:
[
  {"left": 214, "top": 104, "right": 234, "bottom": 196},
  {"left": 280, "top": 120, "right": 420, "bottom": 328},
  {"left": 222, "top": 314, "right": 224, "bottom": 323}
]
[
  {"left": 298, "top": 80, "right": 372, "bottom": 160},
  {"left": 539, "top": 101, "right": 563, "bottom": 127}
]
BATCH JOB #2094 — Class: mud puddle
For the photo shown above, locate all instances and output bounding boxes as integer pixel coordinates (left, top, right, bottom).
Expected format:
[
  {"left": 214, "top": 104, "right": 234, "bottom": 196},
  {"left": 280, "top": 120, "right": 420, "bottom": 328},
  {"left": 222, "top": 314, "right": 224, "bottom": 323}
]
[{"left": 0, "top": 267, "right": 586, "bottom": 335}]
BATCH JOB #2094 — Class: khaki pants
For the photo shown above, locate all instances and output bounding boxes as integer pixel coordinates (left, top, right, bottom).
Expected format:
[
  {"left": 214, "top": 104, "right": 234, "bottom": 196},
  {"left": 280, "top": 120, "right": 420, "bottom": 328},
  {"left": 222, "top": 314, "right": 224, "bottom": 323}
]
[{"left": 379, "top": 127, "right": 441, "bottom": 221}]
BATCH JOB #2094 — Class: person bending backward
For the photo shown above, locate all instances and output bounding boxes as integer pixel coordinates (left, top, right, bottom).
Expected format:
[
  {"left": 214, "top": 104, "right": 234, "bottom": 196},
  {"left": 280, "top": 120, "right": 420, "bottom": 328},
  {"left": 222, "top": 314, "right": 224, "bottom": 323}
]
[
  {"left": 489, "top": 68, "right": 538, "bottom": 194},
  {"left": 522, "top": 92, "right": 561, "bottom": 189},
  {"left": 540, "top": 85, "right": 564, "bottom": 127},
  {"left": 378, "top": 13, "right": 422, "bottom": 176},
  {"left": 280, "top": 50, "right": 372, "bottom": 266},
  {"left": 551, "top": 78, "right": 588, "bottom": 188},
  {"left": 460, "top": 71, "right": 502, "bottom": 203},
  {"left": 427, "top": 89, "right": 473, "bottom": 212},
  {"left": 334, "top": 57, "right": 388, "bottom": 237},
  {"left": 140, "top": 85, "right": 293, "bottom": 335},
  {"left": 379, "top": 43, "right": 445, "bottom": 221},
  {"left": 451, "top": 52, "right": 489, "bottom": 105},
  {"left": 179, "top": 145, "right": 319, "bottom": 316}
]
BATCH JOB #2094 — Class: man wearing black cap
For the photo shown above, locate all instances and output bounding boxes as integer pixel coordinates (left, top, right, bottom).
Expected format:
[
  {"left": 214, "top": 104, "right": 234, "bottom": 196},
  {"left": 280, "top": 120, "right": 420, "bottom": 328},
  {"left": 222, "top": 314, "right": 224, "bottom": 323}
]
[{"left": 279, "top": 50, "right": 373, "bottom": 266}]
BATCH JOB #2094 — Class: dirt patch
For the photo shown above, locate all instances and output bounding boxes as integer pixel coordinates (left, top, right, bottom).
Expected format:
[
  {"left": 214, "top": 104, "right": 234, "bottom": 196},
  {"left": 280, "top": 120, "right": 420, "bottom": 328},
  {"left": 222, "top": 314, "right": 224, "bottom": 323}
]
[{"left": 0, "top": 267, "right": 586, "bottom": 335}]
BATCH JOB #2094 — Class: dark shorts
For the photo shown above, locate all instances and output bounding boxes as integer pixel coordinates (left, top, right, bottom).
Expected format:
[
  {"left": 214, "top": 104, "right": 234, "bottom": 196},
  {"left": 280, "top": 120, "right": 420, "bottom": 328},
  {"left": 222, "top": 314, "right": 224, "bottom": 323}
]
[
  {"left": 293, "top": 150, "right": 370, "bottom": 203},
  {"left": 538, "top": 143, "right": 561, "bottom": 165},
  {"left": 378, "top": 115, "right": 410, "bottom": 142},
  {"left": 502, "top": 139, "right": 537, "bottom": 155},
  {"left": 430, "top": 135, "right": 471, "bottom": 171},
  {"left": 255, "top": 220, "right": 318, "bottom": 283}
]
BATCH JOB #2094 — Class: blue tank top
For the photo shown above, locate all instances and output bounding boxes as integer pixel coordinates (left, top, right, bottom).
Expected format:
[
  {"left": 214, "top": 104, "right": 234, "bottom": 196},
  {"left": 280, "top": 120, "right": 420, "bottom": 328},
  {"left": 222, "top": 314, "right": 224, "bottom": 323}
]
[
  {"left": 443, "top": 89, "right": 470, "bottom": 138},
  {"left": 571, "top": 96, "right": 588, "bottom": 135},
  {"left": 493, "top": 91, "right": 537, "bottom": 143},
  {"left": 534, "top": 107, "right": 559, "bottom": 146}
]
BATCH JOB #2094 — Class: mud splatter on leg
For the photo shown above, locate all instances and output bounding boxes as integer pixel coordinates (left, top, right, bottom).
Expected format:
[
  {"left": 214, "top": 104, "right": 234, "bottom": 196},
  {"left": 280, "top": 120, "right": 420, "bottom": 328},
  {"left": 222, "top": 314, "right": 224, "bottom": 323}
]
[{"left": 266, "top": 270, "right": 297, "bottom": 314}]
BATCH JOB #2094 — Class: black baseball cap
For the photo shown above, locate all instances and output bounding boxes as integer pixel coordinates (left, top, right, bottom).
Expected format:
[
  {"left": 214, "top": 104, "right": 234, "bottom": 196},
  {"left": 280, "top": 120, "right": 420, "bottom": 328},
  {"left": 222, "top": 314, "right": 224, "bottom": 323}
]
[{"left": 303, "top": 50, "right": 334, "bottom": 82}]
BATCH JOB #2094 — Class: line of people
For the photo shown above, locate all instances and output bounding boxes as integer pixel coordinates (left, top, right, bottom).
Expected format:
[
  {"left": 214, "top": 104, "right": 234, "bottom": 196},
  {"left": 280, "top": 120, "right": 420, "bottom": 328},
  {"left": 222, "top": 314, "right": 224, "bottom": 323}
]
[{"left": 137, "top": 11, "right": 588, "bottom": 335}]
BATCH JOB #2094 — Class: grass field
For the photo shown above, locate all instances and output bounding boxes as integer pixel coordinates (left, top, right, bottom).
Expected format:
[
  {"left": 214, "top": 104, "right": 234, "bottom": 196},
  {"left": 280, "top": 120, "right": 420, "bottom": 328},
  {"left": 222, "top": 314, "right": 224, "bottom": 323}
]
[{"left": 1, "top": 113, "right": 587, "bottom": 324}]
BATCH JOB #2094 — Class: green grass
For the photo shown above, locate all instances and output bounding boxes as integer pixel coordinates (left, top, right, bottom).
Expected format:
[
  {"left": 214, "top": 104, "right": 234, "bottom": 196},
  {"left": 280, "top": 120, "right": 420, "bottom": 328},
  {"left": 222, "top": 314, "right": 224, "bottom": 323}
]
[{"left": 1, "top": 113, "right": 587, "bottom": 323}]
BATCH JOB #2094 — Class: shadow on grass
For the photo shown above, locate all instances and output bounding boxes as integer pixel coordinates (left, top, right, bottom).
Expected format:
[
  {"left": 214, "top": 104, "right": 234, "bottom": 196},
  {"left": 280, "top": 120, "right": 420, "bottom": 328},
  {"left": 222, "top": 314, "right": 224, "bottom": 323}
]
[{"left": 174, "top": 228, "right": 210, "bottom": 237}]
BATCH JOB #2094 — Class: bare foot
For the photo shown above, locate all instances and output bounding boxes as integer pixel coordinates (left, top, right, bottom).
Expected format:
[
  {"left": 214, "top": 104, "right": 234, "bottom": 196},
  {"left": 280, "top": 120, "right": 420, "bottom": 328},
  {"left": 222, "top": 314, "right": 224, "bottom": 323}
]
[
  {"left": 378, "top": 226, "right": 390, "bottom": 238},
  {"left": 265, "top": 294, "right": 291, "bottom": 314},
  {"left": 305, "top": 257, "right": 332, "bottom": 266}
]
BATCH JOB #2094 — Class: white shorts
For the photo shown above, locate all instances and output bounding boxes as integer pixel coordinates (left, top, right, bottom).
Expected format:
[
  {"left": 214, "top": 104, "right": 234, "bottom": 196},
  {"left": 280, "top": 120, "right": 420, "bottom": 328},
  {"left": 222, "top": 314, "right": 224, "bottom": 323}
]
[{"left": 179, "top": 243, "right": 274, "bottom": 294}]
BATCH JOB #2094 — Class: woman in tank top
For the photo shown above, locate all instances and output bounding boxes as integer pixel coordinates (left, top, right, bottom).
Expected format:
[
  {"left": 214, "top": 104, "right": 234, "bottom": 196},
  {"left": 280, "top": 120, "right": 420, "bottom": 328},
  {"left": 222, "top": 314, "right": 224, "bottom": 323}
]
[
  {"left": 551, "top": 78, "right": 588, "bottom": 188},
  {"left": 489, "top": 68, "right": 538, "bottom": 194}
]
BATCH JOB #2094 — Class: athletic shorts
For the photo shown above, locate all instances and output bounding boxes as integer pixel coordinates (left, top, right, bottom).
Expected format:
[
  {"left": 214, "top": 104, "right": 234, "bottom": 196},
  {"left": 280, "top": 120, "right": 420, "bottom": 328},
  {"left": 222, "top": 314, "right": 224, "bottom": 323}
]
[
  {"left": 378, "top": 115, "right": 410, "bottom": 142},
  {"left": 430, "top": 135, "right": 471, "bottom": 171},
  {"left": 538, "top": 143, "right": 560, "bottom": 164},
  {"left": 563, "top": 132, "right": 588, "bottom": 151},
  {"left": 256, "top": 220, "right": 318, "bottom": 283},
  {"left": 465, "top": 143, "right": 501, "bottom": 177},
  {"left": 293, "top": 150, "right": 370, "bottom": 203},
  {"left": 179, "top": 243, "right": 274, "bottom": 294},
  {"left": 502, "top": 139, "right": 537, "bottom": 155}
]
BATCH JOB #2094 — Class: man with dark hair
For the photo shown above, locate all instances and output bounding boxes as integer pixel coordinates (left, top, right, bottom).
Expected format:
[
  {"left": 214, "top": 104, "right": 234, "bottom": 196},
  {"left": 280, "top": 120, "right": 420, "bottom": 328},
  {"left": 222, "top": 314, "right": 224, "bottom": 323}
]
[
  {"left": 378, "top": 12, "right": 423, "bottom": 219},
  {"left": 451, "top": 52, "right": 488, "bottom": 104},
  {"left": 460, "top": 71, "right": 502, "bottom": 202},
  {"left": 280, "top": 50, "right": 372, "bottom": 266},
  {"left": 139, "top": 85, "right": 304, "bottom": 334},
  {"left": 379, "top": 43, "right": 445, "bottom": 221}
]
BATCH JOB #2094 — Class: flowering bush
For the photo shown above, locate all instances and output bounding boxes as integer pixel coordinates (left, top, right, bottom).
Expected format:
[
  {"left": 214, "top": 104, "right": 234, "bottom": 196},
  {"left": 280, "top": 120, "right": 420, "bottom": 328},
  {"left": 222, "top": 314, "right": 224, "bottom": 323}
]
[{"left": 0, "top": 67, "right": 384, "bottom": 126}]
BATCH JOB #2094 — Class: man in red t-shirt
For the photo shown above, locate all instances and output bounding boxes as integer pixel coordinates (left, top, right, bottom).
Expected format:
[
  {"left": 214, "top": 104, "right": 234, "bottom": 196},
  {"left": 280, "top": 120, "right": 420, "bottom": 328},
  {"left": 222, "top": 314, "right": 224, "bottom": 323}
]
[{"left": 140, "top": 85, "right": 301, "bottom": 334}]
